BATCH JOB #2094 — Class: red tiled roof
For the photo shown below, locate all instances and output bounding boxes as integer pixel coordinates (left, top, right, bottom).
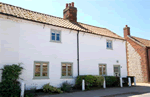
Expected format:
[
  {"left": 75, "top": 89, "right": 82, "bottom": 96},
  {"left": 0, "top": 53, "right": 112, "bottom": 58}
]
[
  {"left": 131, "top": 36, "right": 150, "bottom": 47},
  {"left": 0, "top": 2, "right": 124, "bottom": 40}
]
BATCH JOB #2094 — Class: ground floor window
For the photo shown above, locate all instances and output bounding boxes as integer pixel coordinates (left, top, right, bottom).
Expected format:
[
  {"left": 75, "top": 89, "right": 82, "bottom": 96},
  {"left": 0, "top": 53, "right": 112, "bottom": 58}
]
[
  {"left": 99, "top": 64, "right": 107, "bottom": 76},
  {"left": 61, "top": 62, "right": 73, "bottom": 78},
  {"left": 33, "top": 61, "right": 49, "bottom": 79}
]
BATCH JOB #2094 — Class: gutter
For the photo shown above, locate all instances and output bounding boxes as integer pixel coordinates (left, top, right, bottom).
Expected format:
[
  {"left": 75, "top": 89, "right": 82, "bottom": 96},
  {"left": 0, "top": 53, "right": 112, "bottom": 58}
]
[{"left": 77, "top": 30, "right": 79, "bottom": 76}]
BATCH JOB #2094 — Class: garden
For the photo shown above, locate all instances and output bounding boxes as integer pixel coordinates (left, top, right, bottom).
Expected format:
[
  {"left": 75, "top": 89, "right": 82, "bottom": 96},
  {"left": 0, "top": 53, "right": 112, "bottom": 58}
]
[{"left": 0, "top": 64, "right": 135, "bottom": 97}]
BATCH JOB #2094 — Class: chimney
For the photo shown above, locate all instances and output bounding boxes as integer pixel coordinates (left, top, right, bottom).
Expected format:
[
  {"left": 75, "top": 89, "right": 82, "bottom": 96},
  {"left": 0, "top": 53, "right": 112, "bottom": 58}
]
[
  {"left": 63, "top": 2, "right": 77, "bottom": 22},
  {"left": 124, "top": 25, "right": 130, "bottom": 39}
]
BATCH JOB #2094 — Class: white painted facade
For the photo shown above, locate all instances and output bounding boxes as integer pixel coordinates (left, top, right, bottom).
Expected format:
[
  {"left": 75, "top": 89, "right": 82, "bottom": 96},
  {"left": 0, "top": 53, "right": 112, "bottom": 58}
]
[{"left": 0, "top": 14, "right": 127, "bottom": 90}]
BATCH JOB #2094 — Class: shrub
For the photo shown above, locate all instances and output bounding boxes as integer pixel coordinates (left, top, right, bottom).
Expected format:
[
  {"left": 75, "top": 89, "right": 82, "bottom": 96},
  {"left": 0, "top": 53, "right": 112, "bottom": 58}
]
[
  {"left": 75, "top": 75, "right": 97, "bottom": 90},
  {"left": 0, "top": 64, "right": 23, "bottom": 97},
  {"left": 105, "top": 76, "right": 120, "bottom": 87},
  {"left": 94, "top": 75, "right": 104, "bottom": 87},
  {"left": 61, "top": 81, "right": 73, "bottom": 92},
  {"left": 43, "top": 83, "right": 63, "bottom": 94},
  {"left": 75, "top": 75, "right": 104, "bottom": 89}
]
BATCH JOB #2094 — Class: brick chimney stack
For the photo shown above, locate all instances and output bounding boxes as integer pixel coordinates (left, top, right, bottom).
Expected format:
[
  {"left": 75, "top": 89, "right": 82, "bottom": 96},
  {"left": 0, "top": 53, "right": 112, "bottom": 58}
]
[
  {"left": 124, "top": 25, "right": 130, "bottom": 39},
  {"left": 63, "top": 2, "right": 77, "bottom": 22}
]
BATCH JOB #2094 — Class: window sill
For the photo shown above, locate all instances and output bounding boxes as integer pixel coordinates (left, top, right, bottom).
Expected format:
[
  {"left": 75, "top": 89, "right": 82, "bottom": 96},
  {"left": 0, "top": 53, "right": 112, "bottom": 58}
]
[
  {"left": 106, "top": 48, "right": 113, "bottom": 50},
  {"left": 33, "top": 77, "right": 49, "bottom": 80},
  {"left": 50, "top": 40, "right": 62, "bottom": 43},
  {"left": 60, "top": 77, "right": 73, "bottom": 79}
]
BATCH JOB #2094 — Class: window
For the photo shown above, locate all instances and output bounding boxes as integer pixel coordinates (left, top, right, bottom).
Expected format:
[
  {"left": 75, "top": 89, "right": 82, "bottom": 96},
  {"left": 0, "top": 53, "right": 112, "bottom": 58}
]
[
  {"left": 50, "top": 29, "right": 61, "bottom": 42},
  {"left": 106, "top": 40, "right": 112, "bottom": 49},
  {"left": 34, "top": 61, "right": 49, "bottom": 79},
  {"left": 99, "top": 64, "right": 107, "bottom": 76},
  {"left": 61, "top": 62, "right": 73, "bottom": 78}
]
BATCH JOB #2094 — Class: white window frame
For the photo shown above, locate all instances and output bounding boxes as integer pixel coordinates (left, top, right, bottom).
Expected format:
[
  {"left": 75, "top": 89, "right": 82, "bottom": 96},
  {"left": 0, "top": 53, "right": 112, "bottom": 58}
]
[
  {"left": 106, "top": 40, "right": 113, "bottom": 49},
  {"left": 50, "top": 29, "right": 61, "bottom": 43},
  {"left": 99, "top": 64, "right": 107, "bottom": 76}
]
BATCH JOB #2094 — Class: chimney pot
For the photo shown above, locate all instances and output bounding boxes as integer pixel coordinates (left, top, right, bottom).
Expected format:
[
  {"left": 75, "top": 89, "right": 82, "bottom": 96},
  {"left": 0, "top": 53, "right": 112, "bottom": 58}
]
[
  {"left": 66, "top": 3, "right": 68, "bottom": 8},
  {"left": 69, "top": 3, "right": 71, "bottom": 6},
  {"left": 72, "top": 2, "right": 74, "bottom": 7},
  {"left": 63, "top": 2, "right": 77, "bottom": 22},
  {"left": 126, "top": 25, "right": 128, "bottom": 27}
]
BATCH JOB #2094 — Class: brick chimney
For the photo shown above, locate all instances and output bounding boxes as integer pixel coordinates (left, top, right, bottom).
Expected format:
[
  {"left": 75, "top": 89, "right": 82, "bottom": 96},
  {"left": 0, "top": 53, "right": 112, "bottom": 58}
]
[
  {"left": 63, "top": 2, "right": 77, "bottom": 22},
  {"left": 124, "top": 25, "right": 130, "bottom": 39}
]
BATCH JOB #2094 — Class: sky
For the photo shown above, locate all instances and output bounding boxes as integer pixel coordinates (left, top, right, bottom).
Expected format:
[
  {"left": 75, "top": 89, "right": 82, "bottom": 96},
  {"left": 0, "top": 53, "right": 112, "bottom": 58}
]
[{"left": 1, "top": 0, "right": 150, "bottom": 39}]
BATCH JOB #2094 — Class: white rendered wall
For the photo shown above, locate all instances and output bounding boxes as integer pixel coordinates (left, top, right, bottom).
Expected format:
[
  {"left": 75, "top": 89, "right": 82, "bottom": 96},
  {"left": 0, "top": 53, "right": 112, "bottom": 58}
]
[
  {"left": 0, "top": 14, "right": 127, "bottom": 90},
  {"left": 0, "top": 15, "right": 77, "bottom": 89},
  {"left": 79, "top": 32, "right": 127, "bottom": 77}
]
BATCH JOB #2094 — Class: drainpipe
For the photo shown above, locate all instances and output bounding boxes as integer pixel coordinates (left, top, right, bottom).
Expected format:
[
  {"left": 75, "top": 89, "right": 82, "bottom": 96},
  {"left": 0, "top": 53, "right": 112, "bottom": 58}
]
[
  {"left": 77, "top": 30, "right": 79, "bottom": 76},
  {"left": 146, "top": 48, "right": 150, "bottom": 82}
]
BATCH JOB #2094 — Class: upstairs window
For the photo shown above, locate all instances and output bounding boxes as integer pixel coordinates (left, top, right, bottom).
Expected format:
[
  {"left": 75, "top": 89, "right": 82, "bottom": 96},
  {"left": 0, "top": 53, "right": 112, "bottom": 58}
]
[
  {"left": 51, "top": 29, "right": 61, "bottom": 42},
  {"left": 106, "top": 40, "right": 112, "bottom": 49}
]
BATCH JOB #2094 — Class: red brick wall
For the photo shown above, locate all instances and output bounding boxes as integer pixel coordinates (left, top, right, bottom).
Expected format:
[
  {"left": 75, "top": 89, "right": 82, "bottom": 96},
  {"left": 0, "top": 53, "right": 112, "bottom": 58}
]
[
  {"left": 63, "top": 6, "right": 77, "bottom": 22},
  {"left": 126, "top": 37, "right": 149, "bottom": 82}
]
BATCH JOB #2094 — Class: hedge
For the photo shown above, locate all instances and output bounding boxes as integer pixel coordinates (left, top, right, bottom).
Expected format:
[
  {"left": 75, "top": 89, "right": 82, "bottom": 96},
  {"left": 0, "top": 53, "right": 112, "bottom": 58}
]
[
  {"left": 104, "top": 76, "right": 120, "bottom": 87},
  {"left": 75, "top": 75, "right": 104, "bottom": 90}
]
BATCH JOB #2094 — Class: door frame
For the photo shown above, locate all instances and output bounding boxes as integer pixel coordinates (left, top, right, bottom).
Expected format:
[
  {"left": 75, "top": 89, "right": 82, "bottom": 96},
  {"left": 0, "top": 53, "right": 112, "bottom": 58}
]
[{"left": 113, "top": 65, "right": 121, "bottom": 77}]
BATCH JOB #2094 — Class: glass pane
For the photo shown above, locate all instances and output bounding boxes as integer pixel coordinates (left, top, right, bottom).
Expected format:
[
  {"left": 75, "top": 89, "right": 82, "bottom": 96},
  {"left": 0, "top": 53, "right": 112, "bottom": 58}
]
[
  {"left": 103, "top": 65, "right": 106, "bottom": 74},
  {"left": 68, "top": 71, "right": 72, "bottom": 76},
  {"left": 99, "top": 65, "right": 102, "bottom": 75},
  {"left": 35, "top": 63, "right": 40, "bottom": 76},
  {"left": 43, "top": 63, "right": 47, "bottom": 72},
  {"left": 56, "top": 34, "right": 60, "bottom": 41},
  {"left": 35, "top": 72, "right": 40, "bottom": 76},
  {"left": 52, "top": 35, "right": 55, "bottom": 40},
  {"left": 107, "top": 42, "right": 109, "bottom": 48},
  {"left": 52, "top": 33, "right": 55, "bottom": 35},
  {"left": 114, "top": 67, "right": 118, "bottom": 72},
  {"left": 62, "top": 64, "right": 66, "bottom": 76},
  {"left": 68, "top": 64, "right": 72, "bottom": 76},
  {"left": 42, "top": 72, "right": 47, "bottom": 76}
]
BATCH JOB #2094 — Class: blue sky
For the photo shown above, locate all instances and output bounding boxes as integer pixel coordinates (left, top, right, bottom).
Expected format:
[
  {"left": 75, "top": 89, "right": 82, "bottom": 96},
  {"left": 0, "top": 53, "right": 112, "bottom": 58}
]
[{"left": 1, "top": 0, "right": 150, "bottom": 39}]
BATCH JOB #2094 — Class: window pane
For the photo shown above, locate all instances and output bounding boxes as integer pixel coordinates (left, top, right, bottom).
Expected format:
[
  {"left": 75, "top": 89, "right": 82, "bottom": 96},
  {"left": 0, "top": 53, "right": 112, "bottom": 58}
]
[
  {"left": 68, "top": 64, "right": 72, "bottom": 76},
  {"left": 107, "top": 42, "right": 109, "bottom": 48},
  {"left": 103, "top": 65, "right": 106, "bottom": 75},
  {"left": 99, "top": 65, "right": 102, "bottom": 75},
  {"left": 35, "top": 63, "right": 40, "bottom": 76},
  {"left": 42, "top": 63, "right": 48, "bottom": 76},
  {"left": 52, "top": 33, "right": 55, "bottom": 35},
  {"left": 42, "top": 72, "right": 47, "bottom": 76},
  {"left": 43, "top": 63, "right": 48, "bottom": 72},
  {"left": 68, "top": 72, "right": 72, "bottom": 76},
  {"left": 114, "top": 67, "right": 118, "bottom": 72},
  {"left": 62, "top": 64, "right": 66, "bottom": 76},
  {"left": 51, "top": 33, "right": 55, "bottom": 40},
  {"left": 56, "top": 34, "right": 60, "bottom": 41}
]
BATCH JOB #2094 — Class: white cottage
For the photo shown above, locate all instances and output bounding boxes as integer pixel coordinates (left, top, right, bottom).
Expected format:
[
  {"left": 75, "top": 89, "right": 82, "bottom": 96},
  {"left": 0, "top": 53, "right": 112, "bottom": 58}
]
[{"left": 0, "top": 2, "right": 127, "bottom": 89}]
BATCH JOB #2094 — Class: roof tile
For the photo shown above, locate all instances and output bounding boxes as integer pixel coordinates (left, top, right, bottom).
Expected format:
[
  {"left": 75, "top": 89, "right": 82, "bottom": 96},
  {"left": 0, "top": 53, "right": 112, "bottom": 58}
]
[{"left": 0, "top": 2, "right": 124, "bottom": 40}]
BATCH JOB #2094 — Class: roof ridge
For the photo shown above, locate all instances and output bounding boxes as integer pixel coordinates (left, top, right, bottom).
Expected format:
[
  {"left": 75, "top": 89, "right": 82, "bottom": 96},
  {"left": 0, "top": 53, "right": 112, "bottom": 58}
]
[
  {"left": 0, "top": 2, "right": 125, "bottom": 40},
  {"left": 0, "top": 2, "right": 64, "bottom": 20},
  {"left": 132, "top": 36, "right": 150, "bottom": 41},
  {"left": 78, "top": 22, "right": 106, "bottom": 29},
  {"left": 79, "top": 22, "right": 123, "bottom": 38}
]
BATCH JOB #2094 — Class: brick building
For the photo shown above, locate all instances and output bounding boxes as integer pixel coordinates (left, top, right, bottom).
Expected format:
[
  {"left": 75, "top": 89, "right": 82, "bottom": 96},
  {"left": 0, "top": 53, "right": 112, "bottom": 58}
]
[{"left": 124, "top": 25, "right": 150, "bottom": 82}]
